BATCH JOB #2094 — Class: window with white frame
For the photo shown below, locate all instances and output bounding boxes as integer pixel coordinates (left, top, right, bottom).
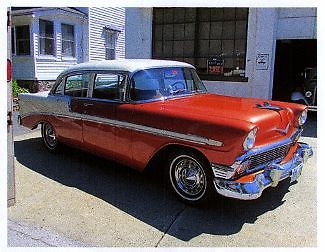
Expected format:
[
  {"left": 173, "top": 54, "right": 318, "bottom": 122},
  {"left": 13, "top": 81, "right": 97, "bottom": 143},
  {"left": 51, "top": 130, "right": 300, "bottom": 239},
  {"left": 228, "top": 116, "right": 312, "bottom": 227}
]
[
  {"left": 39, "top": 19, "right": 55, "bottom": 56},
  {"left": 105, "top": 29, "right": 118, "bottom": 60},
  {"left": 11, "top": 25, "right": 31, "bottom": 55},
  {"left": 61, "top": 23, "right": 75, "bottom": 57}
]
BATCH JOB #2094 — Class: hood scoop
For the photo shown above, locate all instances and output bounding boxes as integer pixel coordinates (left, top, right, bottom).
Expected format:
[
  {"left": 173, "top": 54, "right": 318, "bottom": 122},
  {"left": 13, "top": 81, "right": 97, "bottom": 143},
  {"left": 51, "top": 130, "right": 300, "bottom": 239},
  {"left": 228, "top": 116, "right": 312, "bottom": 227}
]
[{"left": 256, "top": 102, "right": 283, "bottom": 111}]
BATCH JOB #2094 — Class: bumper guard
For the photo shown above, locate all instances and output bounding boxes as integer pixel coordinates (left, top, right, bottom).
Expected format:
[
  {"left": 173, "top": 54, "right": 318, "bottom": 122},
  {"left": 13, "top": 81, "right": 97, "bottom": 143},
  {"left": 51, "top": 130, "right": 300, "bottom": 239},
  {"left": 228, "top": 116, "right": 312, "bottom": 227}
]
[{"left": 213, "top": 142, "right": 313, "bottom": 200}]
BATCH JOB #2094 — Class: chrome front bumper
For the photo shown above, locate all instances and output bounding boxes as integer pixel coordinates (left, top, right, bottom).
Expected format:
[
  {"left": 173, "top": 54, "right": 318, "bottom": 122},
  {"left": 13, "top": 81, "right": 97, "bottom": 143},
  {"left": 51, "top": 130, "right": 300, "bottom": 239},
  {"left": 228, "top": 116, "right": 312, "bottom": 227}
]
[{"left": 213, "top": 142, "right": 313, "bottom": 200}]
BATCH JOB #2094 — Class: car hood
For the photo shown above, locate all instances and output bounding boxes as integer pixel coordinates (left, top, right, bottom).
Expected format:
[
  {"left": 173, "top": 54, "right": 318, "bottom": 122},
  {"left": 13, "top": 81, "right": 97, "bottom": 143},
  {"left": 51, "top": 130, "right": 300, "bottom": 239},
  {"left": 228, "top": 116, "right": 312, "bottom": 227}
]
[{"left": 159, "top": 93, "right": 297, "bottom": 146}]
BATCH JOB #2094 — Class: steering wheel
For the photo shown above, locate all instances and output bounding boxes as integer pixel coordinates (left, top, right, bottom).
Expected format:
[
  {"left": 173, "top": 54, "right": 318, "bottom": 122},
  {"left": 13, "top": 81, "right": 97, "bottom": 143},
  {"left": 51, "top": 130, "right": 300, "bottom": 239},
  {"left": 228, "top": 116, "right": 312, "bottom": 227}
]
[{"left": 168, "top": 82, "right": 186, "bottom": 94}]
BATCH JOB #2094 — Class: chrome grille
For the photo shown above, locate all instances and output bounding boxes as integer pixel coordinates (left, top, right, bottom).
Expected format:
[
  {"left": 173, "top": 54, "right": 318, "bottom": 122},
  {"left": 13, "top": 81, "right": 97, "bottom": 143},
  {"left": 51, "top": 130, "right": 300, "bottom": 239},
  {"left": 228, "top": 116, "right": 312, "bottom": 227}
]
[{"left": 246, "top": 144, "right": 291, "bottom": 169}]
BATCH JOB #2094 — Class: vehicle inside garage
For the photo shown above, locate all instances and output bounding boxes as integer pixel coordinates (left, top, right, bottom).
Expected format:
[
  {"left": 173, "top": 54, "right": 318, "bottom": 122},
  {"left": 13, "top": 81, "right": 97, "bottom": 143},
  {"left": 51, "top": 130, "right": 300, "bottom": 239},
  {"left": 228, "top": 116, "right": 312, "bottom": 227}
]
[{"left": 272, "top": 39, "right": 316, "bottom": 103}]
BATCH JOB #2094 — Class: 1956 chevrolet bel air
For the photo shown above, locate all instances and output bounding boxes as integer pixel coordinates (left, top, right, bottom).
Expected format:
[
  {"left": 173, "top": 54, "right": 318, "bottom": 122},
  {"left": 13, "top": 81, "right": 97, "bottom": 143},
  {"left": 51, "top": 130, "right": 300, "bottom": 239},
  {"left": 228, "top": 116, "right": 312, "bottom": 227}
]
[{"left": 19, "top": 59, "right": 313, "bottom": 204}]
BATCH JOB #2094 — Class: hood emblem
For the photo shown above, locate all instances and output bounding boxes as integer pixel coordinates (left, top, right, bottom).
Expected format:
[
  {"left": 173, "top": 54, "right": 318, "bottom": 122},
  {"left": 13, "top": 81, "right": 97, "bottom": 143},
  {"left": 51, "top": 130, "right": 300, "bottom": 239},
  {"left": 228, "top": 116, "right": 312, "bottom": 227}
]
[
  {"left": 256, "top": 102, "right": 282, "bottom": 111},
  {"left": 275, "top": 122, "right": 290, "bottom": 135}
]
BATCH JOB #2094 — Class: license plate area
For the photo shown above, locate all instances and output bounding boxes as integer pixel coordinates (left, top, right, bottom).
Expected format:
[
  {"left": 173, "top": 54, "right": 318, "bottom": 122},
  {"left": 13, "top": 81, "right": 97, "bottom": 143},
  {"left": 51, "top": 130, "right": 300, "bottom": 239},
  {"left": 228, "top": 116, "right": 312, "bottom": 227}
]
[{"left": 290, "top": 164, "right": 303, "bottom": 183}]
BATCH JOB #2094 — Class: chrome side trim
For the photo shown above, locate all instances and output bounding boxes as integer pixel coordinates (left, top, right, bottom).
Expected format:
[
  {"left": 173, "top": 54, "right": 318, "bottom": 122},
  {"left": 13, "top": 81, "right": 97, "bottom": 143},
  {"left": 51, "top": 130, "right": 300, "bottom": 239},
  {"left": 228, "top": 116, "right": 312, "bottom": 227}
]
[{"left": 21, "top": 112, "right": 223, "bottom": 147}]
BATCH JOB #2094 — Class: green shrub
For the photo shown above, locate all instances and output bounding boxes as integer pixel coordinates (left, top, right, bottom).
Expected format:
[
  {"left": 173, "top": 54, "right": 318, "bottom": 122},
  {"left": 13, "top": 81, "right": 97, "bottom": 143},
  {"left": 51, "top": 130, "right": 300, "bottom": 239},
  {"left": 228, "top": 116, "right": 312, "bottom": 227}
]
[{"left": 12, "top": 80, "right": 29, "bottom": 97}]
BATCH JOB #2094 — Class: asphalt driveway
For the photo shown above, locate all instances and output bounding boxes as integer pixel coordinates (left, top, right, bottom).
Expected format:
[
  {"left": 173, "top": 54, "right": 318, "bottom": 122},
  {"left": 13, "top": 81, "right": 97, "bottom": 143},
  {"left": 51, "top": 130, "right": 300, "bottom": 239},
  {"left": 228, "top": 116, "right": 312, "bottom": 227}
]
[{"left": 8, "top": 113, "right": 317, "bottom": 247}]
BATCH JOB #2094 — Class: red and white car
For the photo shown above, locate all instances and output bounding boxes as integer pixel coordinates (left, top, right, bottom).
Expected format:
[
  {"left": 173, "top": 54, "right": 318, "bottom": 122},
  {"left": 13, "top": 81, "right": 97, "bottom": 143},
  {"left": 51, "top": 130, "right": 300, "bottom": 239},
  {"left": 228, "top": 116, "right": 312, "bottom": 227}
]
[{"left": 19, "top": 59, "right": 313, "bottom": 204}]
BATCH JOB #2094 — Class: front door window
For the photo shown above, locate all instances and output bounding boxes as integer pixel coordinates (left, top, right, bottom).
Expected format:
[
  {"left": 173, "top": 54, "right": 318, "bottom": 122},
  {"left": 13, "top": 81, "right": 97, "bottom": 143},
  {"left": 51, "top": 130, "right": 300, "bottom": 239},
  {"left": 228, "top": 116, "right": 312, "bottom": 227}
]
[
  {"left": 65, "top": 74, "right": 90, "bottom": 97},
  {"left": 92, "top": 73, "right": 127, "bottom": 101}
]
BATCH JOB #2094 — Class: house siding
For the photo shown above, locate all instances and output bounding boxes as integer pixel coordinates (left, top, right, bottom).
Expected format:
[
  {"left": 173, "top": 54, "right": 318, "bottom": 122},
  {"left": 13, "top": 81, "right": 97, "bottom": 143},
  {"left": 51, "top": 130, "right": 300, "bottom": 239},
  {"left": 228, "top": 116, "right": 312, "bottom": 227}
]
[
  {"left": 89, "top": 7, "right": 125, "bottom": 61},
  {"left": 32, "top": 10, "right": 87, "bottom": 80},
  {"left": 12, "top": 7, "right": 126, "bottom": 85},
  {"left": 11, "top": 15, "right": 35, "bottom": 80}
]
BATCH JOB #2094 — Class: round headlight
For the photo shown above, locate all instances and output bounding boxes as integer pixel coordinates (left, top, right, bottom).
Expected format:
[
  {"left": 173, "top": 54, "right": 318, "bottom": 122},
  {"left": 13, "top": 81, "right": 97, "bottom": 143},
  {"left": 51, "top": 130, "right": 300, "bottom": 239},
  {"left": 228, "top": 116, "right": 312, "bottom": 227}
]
[
  {"left": 243, "top": 128, "right": 258, "bottom": 151},
  {"left": 298, "top": 109, "right": 308, "bottom": 126}
]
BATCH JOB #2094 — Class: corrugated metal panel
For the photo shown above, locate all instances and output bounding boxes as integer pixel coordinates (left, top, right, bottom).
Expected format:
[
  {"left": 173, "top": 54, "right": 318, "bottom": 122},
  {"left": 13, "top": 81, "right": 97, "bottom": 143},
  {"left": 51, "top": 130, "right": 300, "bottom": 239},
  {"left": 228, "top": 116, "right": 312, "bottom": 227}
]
[{"left": 89, "top": 7, "right": 125, "bottom": 61}]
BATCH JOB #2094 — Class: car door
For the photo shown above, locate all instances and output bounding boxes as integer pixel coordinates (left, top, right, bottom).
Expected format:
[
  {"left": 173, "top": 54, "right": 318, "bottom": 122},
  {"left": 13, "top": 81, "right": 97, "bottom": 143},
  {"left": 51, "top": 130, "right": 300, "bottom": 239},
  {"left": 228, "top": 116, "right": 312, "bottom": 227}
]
[
  {"left": 80, "top": 71, "right": 133, "bottom": 164},
  {"left": 52, "top": 73, "right": 91, "bottom": 147}
]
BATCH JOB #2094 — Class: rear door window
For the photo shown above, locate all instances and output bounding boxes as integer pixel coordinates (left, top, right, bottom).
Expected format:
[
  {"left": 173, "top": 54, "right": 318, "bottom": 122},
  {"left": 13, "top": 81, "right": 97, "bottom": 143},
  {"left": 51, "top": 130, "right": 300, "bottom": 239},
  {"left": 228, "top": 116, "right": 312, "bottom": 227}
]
[{"left": 54, "top": 78, "right": 65, "bottom": 95}]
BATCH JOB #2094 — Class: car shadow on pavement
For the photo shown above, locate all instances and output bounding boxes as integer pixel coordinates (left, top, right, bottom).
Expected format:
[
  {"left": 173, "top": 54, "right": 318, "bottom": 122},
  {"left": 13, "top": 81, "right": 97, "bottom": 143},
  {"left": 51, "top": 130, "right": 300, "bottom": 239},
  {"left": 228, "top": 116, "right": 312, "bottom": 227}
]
[{"left": 15, "top": 137, "right": 292, "bottom": 242}]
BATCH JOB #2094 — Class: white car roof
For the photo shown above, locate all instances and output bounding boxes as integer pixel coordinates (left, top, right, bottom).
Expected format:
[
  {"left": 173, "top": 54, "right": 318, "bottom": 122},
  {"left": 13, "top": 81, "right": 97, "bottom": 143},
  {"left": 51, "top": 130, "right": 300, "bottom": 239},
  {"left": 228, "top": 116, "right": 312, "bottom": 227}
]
[{"left": 59, "top": 59, "right": 195, "bottom": 77}]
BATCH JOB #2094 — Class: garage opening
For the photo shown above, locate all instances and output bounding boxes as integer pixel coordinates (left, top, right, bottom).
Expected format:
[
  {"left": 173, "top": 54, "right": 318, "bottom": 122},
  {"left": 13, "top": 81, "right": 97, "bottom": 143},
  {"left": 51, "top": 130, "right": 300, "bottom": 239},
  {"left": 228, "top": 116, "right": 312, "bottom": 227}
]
[{"left": 272, "top": 39, "right": 316, "bottom": 103}]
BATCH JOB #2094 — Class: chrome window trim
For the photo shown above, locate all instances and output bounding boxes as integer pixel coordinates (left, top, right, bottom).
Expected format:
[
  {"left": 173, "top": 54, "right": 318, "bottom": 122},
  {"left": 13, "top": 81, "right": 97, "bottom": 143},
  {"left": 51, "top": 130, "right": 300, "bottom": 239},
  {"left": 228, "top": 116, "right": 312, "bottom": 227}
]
[
  {"left": 52, "top": 70, "right": 130, "bottom": 103},
  {"left": 87, "top": 73, "right": 96, "bottom": 98},
  {"left": 21, "top": 111, "right": 223, "bottom": 147},
  {"left": 51, "top": 70, "right": 130, "bottom": 95},
  {"left": 52, "top": 67, "right": 207, "bottom": 104},
  {"left": 81, "top": 97, "right": 125, "bottom": 104}
]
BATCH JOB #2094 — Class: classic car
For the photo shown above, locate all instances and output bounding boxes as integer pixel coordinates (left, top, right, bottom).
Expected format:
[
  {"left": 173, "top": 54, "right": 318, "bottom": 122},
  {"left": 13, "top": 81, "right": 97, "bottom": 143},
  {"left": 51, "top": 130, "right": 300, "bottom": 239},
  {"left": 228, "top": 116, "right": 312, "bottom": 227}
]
[
  {"left": 18, "top": 59, "right": 313, "bottom": 204},
  {"left": 291, "top": 67, "right": 317, "bottom": 111}
]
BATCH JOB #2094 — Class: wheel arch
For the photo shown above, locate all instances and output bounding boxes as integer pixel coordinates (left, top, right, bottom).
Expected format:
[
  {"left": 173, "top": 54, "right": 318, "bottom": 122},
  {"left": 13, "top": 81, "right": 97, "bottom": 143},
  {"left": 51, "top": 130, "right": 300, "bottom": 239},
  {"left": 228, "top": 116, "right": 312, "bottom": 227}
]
[{"left": 144, "top": 143, "right": 210, "bottom": 174}]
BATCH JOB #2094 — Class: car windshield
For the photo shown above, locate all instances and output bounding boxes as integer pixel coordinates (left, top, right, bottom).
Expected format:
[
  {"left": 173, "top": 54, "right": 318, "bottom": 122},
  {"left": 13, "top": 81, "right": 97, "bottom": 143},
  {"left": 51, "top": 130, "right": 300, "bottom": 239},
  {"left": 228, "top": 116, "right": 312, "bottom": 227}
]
[{"left": 130, "top": 67, "right": 207, "bottom": 101}]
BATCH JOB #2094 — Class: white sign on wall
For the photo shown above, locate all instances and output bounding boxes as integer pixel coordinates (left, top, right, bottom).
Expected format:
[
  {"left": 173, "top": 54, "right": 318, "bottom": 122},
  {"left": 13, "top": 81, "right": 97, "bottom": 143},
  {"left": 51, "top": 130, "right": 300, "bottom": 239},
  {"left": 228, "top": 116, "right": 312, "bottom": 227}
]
[{"left": 256, "top": 53, "right": 269, "bottom": 70}]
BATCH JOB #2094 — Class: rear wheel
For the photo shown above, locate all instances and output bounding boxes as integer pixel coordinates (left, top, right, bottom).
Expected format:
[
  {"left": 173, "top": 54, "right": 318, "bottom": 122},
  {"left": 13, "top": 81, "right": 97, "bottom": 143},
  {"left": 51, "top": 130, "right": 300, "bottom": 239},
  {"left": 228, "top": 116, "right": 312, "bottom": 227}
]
[
  {"left": 167, "top": 150, "right": 213, "bottom": 204},
  {"left": 41, "top": 122, "right": 59, "bottom": 152}
]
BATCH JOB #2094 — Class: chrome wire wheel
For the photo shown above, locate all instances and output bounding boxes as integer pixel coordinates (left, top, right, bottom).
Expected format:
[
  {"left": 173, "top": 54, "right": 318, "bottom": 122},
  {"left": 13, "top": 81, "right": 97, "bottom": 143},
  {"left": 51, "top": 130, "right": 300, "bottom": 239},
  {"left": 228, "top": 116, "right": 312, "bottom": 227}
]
[
  {"left": 42, "top": 122, "right": 58, "bottom": 151},
  {"left": 169, "top": 155, "right": 207, "bottom": 202}
]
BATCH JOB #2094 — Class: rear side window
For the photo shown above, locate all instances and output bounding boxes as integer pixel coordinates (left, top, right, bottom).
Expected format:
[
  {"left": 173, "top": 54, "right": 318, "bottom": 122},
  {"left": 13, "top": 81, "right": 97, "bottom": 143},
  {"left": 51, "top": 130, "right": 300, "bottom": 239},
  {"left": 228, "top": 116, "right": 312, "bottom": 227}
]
[
  {"left": 54, "top": 78, "right": 65, "bottom": 94},
  {"left": 65, "top": 74, "right": 90, "bottom": 97}
]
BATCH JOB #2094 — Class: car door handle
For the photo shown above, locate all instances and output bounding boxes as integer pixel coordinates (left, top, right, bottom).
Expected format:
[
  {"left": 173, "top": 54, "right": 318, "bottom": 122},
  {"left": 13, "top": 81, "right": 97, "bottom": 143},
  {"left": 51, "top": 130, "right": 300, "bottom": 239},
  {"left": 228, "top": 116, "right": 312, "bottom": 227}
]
[{"left": 84, "top": 103, "right": 94, "bottom": 107}]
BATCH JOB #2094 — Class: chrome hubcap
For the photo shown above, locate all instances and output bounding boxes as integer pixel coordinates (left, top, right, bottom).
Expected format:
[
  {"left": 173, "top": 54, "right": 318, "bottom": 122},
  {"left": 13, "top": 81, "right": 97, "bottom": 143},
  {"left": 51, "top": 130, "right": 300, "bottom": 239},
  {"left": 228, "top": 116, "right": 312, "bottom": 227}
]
[
  {"left": 44, "top": 123, "right": 57, "bottom": 148},
  {"left": 171, "top": 156, "right": 206, "bottom": 199}
]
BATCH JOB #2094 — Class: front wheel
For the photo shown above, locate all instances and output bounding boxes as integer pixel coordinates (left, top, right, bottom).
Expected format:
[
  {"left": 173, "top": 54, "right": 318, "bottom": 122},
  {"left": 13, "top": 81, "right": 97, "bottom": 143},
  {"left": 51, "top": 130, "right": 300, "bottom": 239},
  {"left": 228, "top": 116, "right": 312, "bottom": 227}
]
[
  {"left": 41, "top": 122, "right": 59, "bottom": 152},
  {"left": 167, "top": 150, "right": 213, "bottom": 204}
]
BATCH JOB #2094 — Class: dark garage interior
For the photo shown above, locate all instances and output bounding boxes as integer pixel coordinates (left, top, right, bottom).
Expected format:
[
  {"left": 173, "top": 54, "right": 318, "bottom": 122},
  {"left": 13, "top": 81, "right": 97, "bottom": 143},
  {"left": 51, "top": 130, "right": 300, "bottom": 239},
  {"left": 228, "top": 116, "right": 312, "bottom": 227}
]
[{"left": 272, "top": 39, "right": 316, "bottom": 102}]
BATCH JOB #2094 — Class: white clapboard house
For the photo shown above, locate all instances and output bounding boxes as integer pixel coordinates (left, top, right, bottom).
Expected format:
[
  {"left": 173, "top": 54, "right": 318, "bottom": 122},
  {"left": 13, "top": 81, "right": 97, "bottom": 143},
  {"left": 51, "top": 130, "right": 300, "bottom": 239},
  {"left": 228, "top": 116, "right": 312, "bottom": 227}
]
[{"left": 11, "top": 7, "right": 125, "bottom": 91}]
